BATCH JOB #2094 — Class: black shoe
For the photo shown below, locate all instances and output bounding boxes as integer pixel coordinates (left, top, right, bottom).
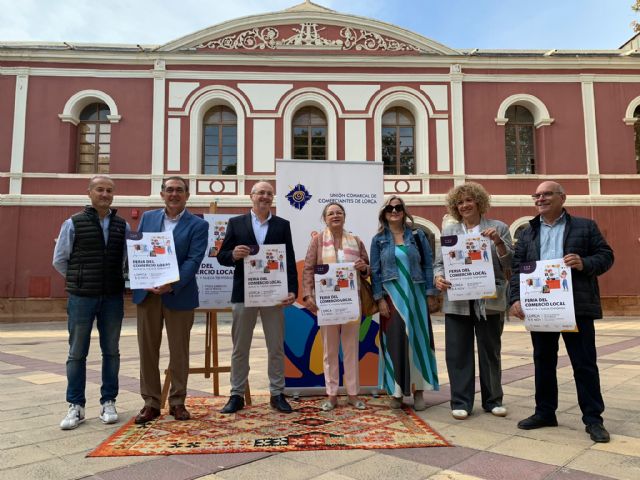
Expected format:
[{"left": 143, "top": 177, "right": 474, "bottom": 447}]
[
  {"left": 134, "top": 406, "right": 161, "bottom": 425},
  {"left": 220, "top": 395, "right": 244, "bottom": 414},
  {"left": 517, "top": 414, "right": 558, "bottom": 430},
  {"left": 270, "top": 394, "right": 292, "bottom": 413},
  {"left": 586, "top": 423, "right": 610, "bottom": 443}
]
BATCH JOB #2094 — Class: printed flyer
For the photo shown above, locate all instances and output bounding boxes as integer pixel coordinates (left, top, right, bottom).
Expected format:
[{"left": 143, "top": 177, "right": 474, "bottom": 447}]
[
  {"left": 314, "top": 262, "right": 361, "bottom": 326},
  {"left": 126, "top": 231, "right": 180, "bottom": 289},
  {"left": 243, "top": 244, "right": 289, "bottom": 307},
  {"left": 441, "top": 233, "right": 496, "bottom": 301},
  {"left": 196, "top": 214, "right": 235, "bottom": 309},
  {"left": 519, "top": 259, "right": 577, "bottom": 332}
]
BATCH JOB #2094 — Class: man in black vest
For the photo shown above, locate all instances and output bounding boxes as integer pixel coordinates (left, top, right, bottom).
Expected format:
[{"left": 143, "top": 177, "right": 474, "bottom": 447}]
[{"left": 53, "top": 175, "right": 128, "bottom": 430}]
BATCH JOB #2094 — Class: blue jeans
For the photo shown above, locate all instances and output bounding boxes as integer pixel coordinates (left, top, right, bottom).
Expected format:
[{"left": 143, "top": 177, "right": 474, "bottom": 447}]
[{"left": 66, "top": 294, "right": 123, "bottom": 406}]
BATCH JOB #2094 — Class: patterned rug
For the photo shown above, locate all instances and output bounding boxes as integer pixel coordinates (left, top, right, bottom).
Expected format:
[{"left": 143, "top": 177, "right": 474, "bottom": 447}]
[{"left": 89, "top": 396, "right": 449, "bottom": 456}]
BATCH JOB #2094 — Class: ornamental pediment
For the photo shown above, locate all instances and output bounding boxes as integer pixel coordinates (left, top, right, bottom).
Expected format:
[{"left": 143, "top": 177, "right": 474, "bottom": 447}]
[
  {"left": 194, "top": 22, "right": 425, "bottom": 55},
  {"left": 158, "top": 9, "right": 460, "bottom": 56}
]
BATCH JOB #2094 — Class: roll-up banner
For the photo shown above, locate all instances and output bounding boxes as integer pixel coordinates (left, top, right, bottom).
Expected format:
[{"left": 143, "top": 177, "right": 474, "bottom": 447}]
[{"left": 276, "top": 159, "right": 384, "bottom": 395}]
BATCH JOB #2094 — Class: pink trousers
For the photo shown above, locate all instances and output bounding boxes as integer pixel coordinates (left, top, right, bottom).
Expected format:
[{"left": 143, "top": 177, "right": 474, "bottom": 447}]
[{"left": 320, "top": 321, "right": 360, "bottom": 396}]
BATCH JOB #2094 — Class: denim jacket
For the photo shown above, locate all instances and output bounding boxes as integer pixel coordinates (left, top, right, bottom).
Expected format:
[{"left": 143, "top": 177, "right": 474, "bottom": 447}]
[{"left": 370, "top": 226, "right": 438, "bottom": 301}]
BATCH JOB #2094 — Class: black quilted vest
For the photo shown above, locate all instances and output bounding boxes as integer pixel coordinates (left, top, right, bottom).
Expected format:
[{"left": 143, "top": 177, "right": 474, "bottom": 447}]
[{"left": 65, "top": 207, "right": 126, "bottom": 296}]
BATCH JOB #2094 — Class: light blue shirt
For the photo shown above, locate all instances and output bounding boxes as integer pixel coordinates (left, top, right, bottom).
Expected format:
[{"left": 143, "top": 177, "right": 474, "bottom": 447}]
[
  {"left": 52, "top": 210, "right": 130, "bottom": 276},
  {"left": 250, "top": 210, "right": 272, "bottom": 245},
  {"left": 540, "top": 212, "right": 566, "bottom": 261},
  {"left": 162, "top": 208, "right": 186, "bottom": 233}
]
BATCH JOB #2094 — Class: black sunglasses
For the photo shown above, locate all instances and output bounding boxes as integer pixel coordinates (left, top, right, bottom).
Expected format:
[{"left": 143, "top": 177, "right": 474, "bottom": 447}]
[{"left": 384, "top": 204, "right": 404, "bottom": 214}]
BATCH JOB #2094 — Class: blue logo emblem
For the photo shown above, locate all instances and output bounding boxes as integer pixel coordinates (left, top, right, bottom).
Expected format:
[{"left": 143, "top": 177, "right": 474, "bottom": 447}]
[{"left": 286, "top": 184, "right": 312, "bottom": 210}]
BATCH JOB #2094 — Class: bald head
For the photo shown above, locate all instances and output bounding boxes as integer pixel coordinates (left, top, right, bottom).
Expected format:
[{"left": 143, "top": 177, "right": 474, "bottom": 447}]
[
  {"left": 88, "top": 175, "right": 114, "bottom": 191},
  {"left": 533, "top": 181, "right": 566, "bottom": 223},
  {"left": 250, "top": 181, "right": 274, "bottom": 219},
  {"left": 537, "top": 181, "right": 564, "bottom": 195}
]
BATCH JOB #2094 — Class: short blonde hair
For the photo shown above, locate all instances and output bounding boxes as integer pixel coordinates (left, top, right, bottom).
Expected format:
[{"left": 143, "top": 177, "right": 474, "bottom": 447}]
[{"left": 445, "top": 182, "right": 491, "bottom": 222}]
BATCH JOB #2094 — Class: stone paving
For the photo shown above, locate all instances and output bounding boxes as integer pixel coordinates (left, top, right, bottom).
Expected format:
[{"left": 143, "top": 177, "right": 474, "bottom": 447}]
[{"left": 1, "top": 313, "right": 639, "bottom": 480}]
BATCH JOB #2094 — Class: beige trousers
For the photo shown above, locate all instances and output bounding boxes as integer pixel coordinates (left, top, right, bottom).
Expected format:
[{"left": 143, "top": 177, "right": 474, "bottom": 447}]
[{"left": 136, "top": 294, "right": 194, "bottom": 409}]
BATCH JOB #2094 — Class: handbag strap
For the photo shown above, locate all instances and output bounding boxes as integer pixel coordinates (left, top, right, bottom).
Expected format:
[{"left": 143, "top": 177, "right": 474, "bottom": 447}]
[{"left": 412, "top": 229, "right": 425, "bottom": 268}]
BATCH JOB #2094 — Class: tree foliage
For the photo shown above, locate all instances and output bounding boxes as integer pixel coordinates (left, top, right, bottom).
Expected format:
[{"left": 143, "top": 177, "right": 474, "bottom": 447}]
[{"left": 633, "top": 0, "right": 640, "bottom": 32}]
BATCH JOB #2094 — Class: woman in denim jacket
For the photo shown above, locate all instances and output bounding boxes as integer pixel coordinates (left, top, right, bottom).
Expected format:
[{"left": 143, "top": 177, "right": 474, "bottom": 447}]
[
  {"left": 433, "top": 182, "right": 513, "bottom": 421},
  {"left": 370, "top": 196, "right": 439, "bottom": 410}
]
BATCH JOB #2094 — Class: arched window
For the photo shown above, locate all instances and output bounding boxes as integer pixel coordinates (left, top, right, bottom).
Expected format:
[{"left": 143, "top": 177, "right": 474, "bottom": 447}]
[
  {"left": 634, "top": 106, "right": 640, "bottom": 174},
  {"left": 381, "top": 107, "right": 415, "bottom": 174},
  {"left": 77, "top": 103, "right": 111, "bottom": 173},
  {"left": 292, "top": 106, "right": 327, "bottom": 160},
  {"left": 202, "top": 105, "right": 237, "bottom": 174},
  {"left": 505, "top": 105, "right": 535, "bottom": 174}
]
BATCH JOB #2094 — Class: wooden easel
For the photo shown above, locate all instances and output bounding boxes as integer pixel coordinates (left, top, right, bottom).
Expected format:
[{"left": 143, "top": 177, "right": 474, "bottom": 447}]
[{"left": 160, "top": 201, "right": 251, "bottom": 409}]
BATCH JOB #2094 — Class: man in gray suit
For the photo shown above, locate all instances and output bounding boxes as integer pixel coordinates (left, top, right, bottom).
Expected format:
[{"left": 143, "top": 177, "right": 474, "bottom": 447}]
[{"left": 217, "top": 181, "right": 298, "bottom": 414}]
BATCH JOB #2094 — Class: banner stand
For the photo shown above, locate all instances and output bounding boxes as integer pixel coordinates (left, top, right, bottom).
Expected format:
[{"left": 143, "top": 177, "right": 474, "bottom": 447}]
[{"left": 276, "top": 159, "right": 384, "bottom": 397}]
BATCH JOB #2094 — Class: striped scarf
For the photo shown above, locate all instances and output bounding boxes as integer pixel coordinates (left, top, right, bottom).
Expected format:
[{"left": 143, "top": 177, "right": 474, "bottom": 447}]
[{"left": 320, "top": 228, "right": 360, "bottom": 263}]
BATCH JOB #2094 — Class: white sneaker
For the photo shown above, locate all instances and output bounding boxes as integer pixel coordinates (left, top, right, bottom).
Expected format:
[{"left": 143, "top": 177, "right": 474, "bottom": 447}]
[
  {"left": 491, "top": 406, "right": 508, "bottom": 417},
  {"left": 452, "top": 409, "right": 469, "bottom": 420},
  {"left": 100, "top": 400, "right": 118, "bottom": 424},
  {"left": 60, "top": 404, "right": 85, "bottom": 430}
]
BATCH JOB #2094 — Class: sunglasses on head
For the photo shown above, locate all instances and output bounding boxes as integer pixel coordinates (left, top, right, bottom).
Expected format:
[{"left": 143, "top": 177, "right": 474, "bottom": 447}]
[{"left": 384, "top": 204, "right": 404, "bottom": 214}]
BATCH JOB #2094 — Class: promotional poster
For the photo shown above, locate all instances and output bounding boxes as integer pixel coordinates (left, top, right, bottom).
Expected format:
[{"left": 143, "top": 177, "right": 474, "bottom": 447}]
[
  {"left": 196, "top": 214, "right": 235, "bottom": 309},
  {"left": 519, "top": 259, "right": 577, "bottom": 332},
  {"left": 314, "top": 262, "right": 361, "bottom": 326},
  {"left": 126, "top": 231, "right": 180, "bottom": 289},
  {"left": 441, "top": 233, "right": 496, "bottom": 301},
  {"left": 243, "top": 243, "right": 289, "bottom": 307}
]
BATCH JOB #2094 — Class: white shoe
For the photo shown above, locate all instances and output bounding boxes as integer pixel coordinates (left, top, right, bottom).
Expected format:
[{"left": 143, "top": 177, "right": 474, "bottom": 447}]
[
  {"left": 452, "top": 409, "right": 468, "bottom": 420},
  {"left": 491, "top": 406, "right": 507, "bottom": 417},
  {"left": 60, "top": 404, "right": 85, "bottom": 430},
  {"left": 100, "top": 400, "right": 119, "bottom": 424},
  {"left": 389, "top": 396, "right": 403, "bottom": 409}
]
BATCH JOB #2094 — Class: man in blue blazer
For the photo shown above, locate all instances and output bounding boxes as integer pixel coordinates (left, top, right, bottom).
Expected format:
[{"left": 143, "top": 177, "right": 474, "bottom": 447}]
[
  {"left": 217, "top": 181, "right": 298, "bottom": 414},
  {"left": 132, "top": 176, "right": 208, "bottom": 424}
]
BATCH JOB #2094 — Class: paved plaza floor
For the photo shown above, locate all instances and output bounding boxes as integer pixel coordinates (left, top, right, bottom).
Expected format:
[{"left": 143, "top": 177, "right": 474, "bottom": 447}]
[{"left": 1, "top": 313, "right": 639, "bottom": 480}]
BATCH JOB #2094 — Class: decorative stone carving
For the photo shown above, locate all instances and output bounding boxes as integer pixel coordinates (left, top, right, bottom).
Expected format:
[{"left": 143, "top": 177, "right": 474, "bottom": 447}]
[
  {"left": 195, "top": 23, "right": 422, "bottom": 52},
  {"left": 340, "top": 27, "right": 418, "bottom": 52}
]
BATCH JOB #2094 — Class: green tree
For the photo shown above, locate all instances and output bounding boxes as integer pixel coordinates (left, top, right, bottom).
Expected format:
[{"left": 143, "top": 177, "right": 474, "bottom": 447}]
[{"left": 633, "top": 0, "right": 640, "bottom": 32}]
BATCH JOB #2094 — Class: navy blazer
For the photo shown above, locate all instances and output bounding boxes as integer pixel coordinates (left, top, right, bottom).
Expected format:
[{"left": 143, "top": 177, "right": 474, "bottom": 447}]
[
  {"left": 132, "top": 208, "right": 208, "bottom": 310},
  {"left": 217, "top": 212, "right": 298, "bottom": 303}
]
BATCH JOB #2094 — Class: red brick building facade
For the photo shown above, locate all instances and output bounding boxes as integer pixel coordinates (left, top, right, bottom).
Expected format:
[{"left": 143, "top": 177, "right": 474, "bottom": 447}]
[{"left": 1, "top": 2, "right": 639, "bottom": 320}]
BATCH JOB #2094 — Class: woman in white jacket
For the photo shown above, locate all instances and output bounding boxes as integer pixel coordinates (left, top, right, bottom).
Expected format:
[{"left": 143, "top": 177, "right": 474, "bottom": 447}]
[{"left": 434, "top": 182, "right": 513, "bottom": 421}]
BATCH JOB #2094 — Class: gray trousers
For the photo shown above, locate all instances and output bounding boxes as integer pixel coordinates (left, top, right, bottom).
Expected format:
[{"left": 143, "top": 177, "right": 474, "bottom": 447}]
[
  {"left": 445, "top": 306, "right": 504, "bottom": 412},
  {"left": 230, "top": 303, "right": 285, "bottom": 397}
]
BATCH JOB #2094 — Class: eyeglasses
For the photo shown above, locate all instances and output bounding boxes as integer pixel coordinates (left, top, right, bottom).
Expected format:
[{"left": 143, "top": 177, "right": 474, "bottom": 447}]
[
  {"left": 163, "top": 187, "right": 186, "bottom": 194},
  {"left": 251, "top": 190, "right": 274, "bottom": 197},
  {"left": 384, "top": 204, "right": 404, "bottom": 214},
  {"left": 531, "top": 191, "right": 561, "bottom": 200}
]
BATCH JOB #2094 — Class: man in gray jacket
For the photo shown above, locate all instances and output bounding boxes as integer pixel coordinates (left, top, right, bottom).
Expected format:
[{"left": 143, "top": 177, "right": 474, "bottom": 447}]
[{"left": 510, "top": 181, "right": 614, "bottom": 443}]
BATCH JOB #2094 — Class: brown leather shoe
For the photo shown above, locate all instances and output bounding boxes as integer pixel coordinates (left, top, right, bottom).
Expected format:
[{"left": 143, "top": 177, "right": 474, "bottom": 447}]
[
  {"left": 134, "top": 406, "right": 160, "bottom": 424},
  {"left": 169, "top": 404, "right": 191, "bottom": 421}
]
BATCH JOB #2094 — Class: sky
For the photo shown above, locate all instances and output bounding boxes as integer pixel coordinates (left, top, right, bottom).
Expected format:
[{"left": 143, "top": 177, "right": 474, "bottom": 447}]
[{"left": 0, "top": 0, "right": 637, "bottom": 50}]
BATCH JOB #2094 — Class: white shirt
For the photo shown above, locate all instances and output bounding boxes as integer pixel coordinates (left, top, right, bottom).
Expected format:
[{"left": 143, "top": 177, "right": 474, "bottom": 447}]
[{"left": 250, "top": 210, "right": 272, "bottom": 245}]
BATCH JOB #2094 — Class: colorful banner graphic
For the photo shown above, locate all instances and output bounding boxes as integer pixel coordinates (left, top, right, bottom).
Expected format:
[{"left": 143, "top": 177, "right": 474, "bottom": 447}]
[
  {"left": 276, "top": 159, "right": 384, "bottom": 394},
  {"left": 196, "top": 214, "right": 235, "bottom": 309}
]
